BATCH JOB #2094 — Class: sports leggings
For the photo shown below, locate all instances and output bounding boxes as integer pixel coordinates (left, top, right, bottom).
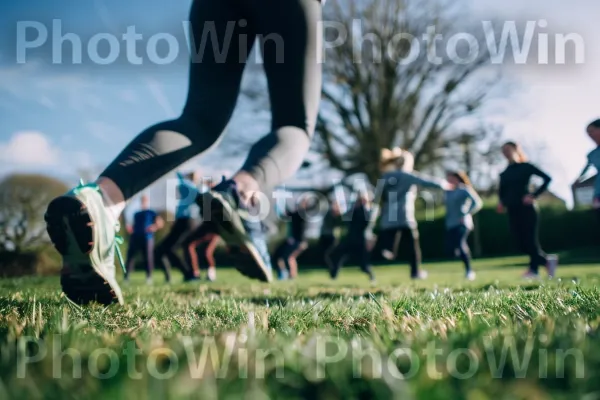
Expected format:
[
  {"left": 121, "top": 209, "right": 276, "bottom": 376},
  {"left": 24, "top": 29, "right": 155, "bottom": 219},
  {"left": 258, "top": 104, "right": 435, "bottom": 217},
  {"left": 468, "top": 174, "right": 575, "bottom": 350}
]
[
  {"left": 100, "top": 0, "right": 323, "bottom": 200},
  {"left": 378, "top": 227, "right": 422, "bottom": 278},
  {"left": 507, "top": 205, "right": 547, "bottom": 274}
]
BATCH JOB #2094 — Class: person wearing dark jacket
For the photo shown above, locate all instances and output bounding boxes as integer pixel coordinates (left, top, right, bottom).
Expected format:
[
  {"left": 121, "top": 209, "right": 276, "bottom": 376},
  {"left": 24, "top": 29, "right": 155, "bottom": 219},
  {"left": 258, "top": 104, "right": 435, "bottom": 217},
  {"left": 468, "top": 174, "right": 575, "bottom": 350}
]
[
  {"left": 497, "top": 141, "right": 557, "bottom": 279},
  {"left": 326, "top": 192, "right": 375, "bottom": 282}
]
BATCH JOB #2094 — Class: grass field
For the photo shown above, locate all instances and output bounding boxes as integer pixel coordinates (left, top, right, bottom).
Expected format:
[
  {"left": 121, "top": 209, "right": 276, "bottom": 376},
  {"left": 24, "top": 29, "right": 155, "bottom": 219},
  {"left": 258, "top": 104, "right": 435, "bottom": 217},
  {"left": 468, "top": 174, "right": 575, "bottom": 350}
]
[{"left": 1, "top": 256, "right": 600, "bottom": 400}]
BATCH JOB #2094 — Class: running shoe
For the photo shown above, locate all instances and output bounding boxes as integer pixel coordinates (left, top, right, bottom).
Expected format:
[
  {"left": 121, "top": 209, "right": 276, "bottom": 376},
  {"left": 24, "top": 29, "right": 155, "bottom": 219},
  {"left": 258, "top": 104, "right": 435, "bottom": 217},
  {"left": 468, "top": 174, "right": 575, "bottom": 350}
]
[
  {"left": 197, "top": 178, "right": 273, "bottom": 283},
  {"left": 45, "top": 180, "right": 125, "bottom": 305}
]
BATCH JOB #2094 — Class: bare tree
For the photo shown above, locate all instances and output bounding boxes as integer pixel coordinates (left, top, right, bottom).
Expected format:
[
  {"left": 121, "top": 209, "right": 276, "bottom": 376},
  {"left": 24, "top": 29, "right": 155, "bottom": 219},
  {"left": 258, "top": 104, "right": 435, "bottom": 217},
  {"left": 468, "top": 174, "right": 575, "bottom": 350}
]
[
  {"left": 314, "top": 0, "right": 506, "bottom": 183},
  {"left": 0, "top": 174, "right": 68, "bottom": 253}
]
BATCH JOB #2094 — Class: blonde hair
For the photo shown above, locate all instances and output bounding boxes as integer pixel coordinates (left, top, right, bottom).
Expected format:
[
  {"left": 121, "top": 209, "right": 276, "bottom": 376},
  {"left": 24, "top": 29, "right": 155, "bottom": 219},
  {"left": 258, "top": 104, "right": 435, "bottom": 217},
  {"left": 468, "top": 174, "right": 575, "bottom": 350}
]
[
  {"left": 503, "top": 141, "right": 528, "bottom": 163},
  {"left": 379, "top": 147, "right": 414, "bottom": 172}
]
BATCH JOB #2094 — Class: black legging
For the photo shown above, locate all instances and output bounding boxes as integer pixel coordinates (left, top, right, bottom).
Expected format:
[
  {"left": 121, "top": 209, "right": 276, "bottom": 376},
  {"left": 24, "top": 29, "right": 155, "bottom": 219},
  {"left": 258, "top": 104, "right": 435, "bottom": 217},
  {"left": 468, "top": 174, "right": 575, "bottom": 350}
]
[
  {"left": 125, "top": 235, "right": 155, "bottom": 279},
  {"left": 327, "top": 235, "right": 374, "bottom": 280},
  {"left": 154, "top": 218, "right": 197, "bottom": 281},
  {"left": 378, "top": 227, "right": 422, "bottom": 278},
  {"left": 318, "top": 234, "right": 337, "bottom": 263},
  {"left": 100, "top": 0, "right": 323, "bottom": 200},
  {"left": 507, "top": 205, "right": 547, "bottom": 274},
  {"left": 445, "top": 225, "right": 472, "bottom": 273}
]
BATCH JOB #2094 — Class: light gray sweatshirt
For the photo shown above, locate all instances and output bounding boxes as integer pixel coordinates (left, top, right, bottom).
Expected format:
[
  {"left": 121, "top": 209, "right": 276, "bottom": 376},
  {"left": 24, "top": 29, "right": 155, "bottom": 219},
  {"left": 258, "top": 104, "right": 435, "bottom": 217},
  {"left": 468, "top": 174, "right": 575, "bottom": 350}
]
[{"left": 375, "top": 170, "right": 445, "bottom": 230}]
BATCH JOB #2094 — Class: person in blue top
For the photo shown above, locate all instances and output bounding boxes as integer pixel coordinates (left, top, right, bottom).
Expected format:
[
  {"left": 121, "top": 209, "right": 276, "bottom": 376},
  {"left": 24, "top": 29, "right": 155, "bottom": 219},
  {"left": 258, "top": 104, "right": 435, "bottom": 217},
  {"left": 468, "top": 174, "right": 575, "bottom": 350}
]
[
  {"left": 155, "top": 170, "right": 207, "bottom": 282},
  {"left": 576, "top": 119, "right": 600, "bottom": 212},
  {"left": 444, "top": 171, "right": 483, "bottom": 281},
  {"left": 124, "top": 194, "right": 164, "bottom": 284}
]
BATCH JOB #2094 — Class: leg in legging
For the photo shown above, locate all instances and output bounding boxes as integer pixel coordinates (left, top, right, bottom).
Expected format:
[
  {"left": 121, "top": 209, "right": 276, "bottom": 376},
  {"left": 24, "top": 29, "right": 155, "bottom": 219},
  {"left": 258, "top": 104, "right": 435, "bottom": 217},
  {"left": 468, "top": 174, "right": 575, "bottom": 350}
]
[
  {"left": 155, "top": 218, "right": 194, "bottom": 281},
  {"left": 507, "top": 207, "right": 530, "bottom": 270},
  {"left": 521, "top": 206, "right": 547, "bottom": 274},
  {"left": 98, "top": 0, "right": 254, "bottom": 206},
  {"left": 356, "top": 237, "right": 374, "bottom": 281},
  {"left": 237, "top": 0, "right": 323, "bottom": 193},
  {"left": 453, "top": 226, "right": 473, "bottom": 274},
  {"left": 379, "top": 228, "right": 400, "bottom": 260},
  {"left": 403, "top": 227, "right": 422, "bottom": 278},
  {"left": 125, "top": 235, "right": 142, "bottom": 280},
  {"left": 143, "top": 237, "right": 155, "bottom": 280},
  {"left": 327, "top": 239, "right": 349, "bottom": 279}
]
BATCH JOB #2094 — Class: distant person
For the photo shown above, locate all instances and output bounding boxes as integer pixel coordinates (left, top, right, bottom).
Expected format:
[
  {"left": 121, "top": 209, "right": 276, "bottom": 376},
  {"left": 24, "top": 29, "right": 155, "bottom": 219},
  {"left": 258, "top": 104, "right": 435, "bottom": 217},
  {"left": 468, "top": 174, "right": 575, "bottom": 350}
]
[
  {"left": 444, "top": 171, "right": 483, "bottom": 281},
  {"left": 326, "top": 192, "right": 376, "bottom": 282},
  {"left": 154, "top": 171, "right": 207, "bottom": 282},
  {"left": 273, "top": 197, "right": 315, "bottom": 280},
  {"left": 124, "top": 194, "right": 164, "bottom": 285},
  {"left": 576, "top": 119, "right": 600, "bottom": 215},
  {"left": 372, "top": 147, "right": 450, "bottom": 280},
  {"left": 497, "top": 141, "right": 557, "bottom": 279}
]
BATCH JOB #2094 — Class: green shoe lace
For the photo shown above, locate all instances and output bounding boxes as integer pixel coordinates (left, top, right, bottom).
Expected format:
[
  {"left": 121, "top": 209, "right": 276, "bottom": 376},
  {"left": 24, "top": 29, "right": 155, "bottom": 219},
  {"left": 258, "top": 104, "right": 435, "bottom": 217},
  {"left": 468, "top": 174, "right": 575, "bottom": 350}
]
[{"left": 72, "top": 179, "right": 127, "bottom": 275}]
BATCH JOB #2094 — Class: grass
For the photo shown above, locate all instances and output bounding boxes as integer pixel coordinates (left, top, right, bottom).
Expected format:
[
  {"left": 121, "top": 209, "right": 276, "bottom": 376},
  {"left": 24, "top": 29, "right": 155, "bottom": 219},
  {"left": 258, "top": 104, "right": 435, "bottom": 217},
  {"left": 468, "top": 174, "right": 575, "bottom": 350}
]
[{"left": 1, "top": 256, "right": 600, "bottom": 400}]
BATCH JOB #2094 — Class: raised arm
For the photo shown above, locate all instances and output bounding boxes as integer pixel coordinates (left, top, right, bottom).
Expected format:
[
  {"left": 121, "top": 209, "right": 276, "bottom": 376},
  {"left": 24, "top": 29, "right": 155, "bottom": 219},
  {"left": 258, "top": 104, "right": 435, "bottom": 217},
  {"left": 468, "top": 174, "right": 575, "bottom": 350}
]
[{"left": 399, "top": 171, "right": 449, "bottom": 190}]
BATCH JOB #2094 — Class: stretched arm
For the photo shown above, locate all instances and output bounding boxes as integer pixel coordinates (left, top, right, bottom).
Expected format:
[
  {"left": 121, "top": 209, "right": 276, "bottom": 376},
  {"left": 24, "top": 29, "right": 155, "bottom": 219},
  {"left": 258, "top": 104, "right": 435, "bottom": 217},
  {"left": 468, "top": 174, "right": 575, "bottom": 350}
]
[
  {"left": 390, "top": 170, "right": 448, "bottom": 190},
  {"left": 529, "top": 164, "right": 552, "bottom": 198}
]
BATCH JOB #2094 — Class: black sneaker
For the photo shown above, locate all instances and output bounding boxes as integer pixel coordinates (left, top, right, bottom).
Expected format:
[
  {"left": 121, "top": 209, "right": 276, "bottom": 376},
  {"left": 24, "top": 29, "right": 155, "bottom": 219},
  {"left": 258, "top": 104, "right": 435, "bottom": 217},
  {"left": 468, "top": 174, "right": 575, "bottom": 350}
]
[{"left": 197, "top": 179, "right": 273, "bottom": 283}]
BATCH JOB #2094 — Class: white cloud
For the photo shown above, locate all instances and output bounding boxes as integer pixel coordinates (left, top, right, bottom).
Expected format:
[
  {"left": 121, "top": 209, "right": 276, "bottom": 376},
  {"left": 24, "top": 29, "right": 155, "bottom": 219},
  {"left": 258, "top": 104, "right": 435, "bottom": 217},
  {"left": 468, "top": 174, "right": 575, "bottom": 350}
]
[
  {"left": 0, "top": 131, "right": 61, "bottom": 166},
  {"left": 0, "top": 132, "right": 95, "bottom": 178}
]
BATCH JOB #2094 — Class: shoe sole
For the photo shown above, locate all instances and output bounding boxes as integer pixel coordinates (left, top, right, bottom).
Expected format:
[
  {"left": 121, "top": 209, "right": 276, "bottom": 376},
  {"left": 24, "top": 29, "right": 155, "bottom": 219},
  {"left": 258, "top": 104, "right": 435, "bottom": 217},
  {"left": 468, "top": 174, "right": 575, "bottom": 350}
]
[
  {"left": 45, "top": 196, "right": 124, "bottom": 305},
  {"left": 202, "top": 192, "right": 272, "bottom": 283}
]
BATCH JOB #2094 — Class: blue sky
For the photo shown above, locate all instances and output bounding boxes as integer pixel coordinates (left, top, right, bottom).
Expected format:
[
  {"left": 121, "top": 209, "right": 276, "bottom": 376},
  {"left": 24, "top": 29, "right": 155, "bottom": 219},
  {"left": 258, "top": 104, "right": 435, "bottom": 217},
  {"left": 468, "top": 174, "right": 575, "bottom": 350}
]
[{"left": 0, "top": 0, "right": 599, "bottom": 216}]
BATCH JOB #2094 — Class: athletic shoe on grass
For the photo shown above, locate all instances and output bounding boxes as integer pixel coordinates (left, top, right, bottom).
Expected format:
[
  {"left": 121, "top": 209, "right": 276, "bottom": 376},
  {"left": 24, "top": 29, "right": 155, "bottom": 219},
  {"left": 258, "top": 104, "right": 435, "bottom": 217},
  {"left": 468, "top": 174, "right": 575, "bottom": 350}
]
[{"left": 45, "top": 180, "right": 125, "bottom": 306}]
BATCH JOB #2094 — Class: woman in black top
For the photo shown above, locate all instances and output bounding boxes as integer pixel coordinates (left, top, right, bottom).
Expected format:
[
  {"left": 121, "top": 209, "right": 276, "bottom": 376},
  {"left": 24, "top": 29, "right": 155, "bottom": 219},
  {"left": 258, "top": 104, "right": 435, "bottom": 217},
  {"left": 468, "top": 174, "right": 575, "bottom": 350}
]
[{"left": 497, "top": 141, "right": 556, "bottom": 278}]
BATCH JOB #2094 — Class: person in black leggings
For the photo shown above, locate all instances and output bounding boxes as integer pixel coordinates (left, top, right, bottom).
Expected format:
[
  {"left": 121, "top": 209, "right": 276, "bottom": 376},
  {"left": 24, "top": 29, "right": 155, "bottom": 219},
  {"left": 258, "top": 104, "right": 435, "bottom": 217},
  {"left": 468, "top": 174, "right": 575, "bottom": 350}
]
[
  {"left": 326, "top": 193, "right": 375, "bottom": 282},
  {"left": 45, "top": 0, "right": 324, "bottom": 304},
  {"left": 497, "top": 141, "right": 557, "bottom": 279}
]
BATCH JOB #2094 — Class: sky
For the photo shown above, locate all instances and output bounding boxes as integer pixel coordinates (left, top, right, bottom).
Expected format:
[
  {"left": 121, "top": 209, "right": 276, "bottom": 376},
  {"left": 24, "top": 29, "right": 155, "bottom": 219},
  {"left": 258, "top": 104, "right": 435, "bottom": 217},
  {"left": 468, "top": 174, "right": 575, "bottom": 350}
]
[{"left": 0, "top": 0, "right": 598, "bottom": 217}]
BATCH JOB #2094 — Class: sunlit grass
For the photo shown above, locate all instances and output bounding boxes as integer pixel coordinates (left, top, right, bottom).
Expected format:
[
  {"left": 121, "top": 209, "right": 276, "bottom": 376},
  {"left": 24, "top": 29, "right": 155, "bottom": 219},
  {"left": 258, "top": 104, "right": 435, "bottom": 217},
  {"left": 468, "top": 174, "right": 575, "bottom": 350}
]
[{"left": 1, "top": 256, "right": 599, "bottom": 399}]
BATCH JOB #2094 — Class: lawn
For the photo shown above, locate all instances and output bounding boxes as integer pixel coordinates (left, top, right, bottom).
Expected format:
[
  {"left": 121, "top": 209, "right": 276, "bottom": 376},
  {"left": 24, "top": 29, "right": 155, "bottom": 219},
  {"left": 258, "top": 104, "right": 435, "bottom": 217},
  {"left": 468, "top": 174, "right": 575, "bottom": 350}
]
[{"left": 1, "top": 256, "right": 600, "bottom": 400}]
